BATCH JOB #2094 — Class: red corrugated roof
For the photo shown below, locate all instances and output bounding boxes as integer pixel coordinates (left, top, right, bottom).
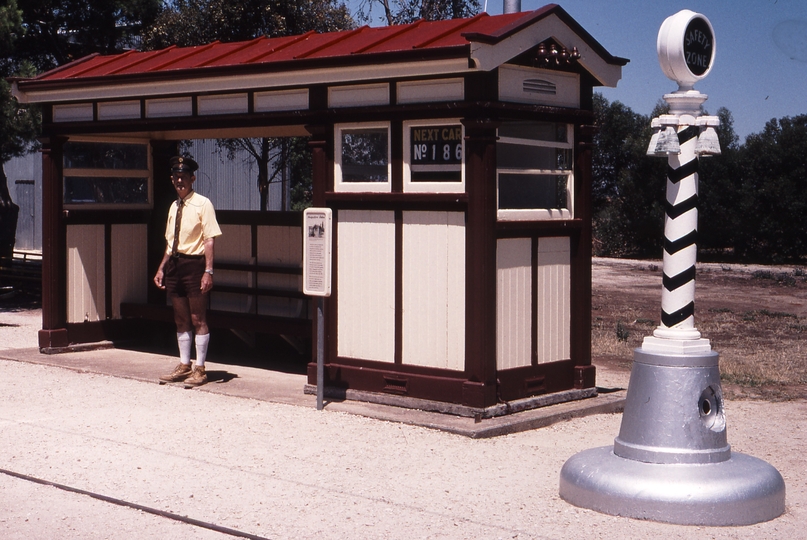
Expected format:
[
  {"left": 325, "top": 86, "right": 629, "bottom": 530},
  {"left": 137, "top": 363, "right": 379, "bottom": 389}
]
[{"left": 29, "top": 5, "right": 623, "bottom": 84}]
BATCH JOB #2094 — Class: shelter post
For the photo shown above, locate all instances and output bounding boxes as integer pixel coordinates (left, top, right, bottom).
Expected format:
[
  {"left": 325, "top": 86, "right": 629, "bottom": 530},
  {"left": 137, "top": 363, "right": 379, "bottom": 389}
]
[
  {"left": 461, "top": 118, "right": 499, "bottom": 407},
  {"left": 38, "top": 136, "right": 68, "bottom": 350}
]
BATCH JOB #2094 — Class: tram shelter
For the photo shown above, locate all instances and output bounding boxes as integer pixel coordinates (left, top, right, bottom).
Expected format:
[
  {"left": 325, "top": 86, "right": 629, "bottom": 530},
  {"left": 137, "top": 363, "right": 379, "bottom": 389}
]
[{"left": 11, "top": 5, "right": 626, "bottom": 413}]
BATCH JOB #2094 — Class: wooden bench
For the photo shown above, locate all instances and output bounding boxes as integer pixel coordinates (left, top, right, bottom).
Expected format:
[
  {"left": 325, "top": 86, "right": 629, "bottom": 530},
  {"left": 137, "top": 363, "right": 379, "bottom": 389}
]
[
  {"left": 120, "top": 302, "right": 312, "bottom": 337},
  {"left": 120, "top": 261, "right": 311, "bottom": 338}
]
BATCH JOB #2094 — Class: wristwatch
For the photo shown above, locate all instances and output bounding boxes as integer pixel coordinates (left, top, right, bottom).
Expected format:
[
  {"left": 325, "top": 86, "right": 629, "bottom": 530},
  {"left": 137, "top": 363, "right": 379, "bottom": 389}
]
[{"left": 204, "top": 269, "right": 214, "bottom": 275}]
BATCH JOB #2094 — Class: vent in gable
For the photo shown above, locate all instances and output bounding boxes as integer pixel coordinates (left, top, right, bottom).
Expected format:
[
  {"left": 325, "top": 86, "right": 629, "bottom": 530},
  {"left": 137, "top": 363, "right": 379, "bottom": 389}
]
[{"left": 523, "top": 79, "right": 556, "bottom": 95}]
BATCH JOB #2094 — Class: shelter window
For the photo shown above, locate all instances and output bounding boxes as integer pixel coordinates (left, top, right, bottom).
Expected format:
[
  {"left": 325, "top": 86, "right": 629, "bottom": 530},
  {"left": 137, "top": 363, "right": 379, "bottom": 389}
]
[
  {"left": 496, "top": 121, "right": 573, "bottom": 220},
  {"left": 335, "top": 123, "right": 391, "bottom": 193},
  {"left": 63, "top": 140, "right": 151, "bottom": 209},
  {"left": 403, "top": 120, "right": 464, "bottom": 193}
]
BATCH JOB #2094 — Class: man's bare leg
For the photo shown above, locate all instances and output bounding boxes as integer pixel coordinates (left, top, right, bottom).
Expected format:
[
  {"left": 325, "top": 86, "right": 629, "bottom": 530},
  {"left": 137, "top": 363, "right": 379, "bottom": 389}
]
[
  {"left": 159, "top": 297, "right": 194, "bottom": 382},
  {"left": 189, "top": 295, "right": 210, "bottom": 366},
  {"left": 172, "top": 297, "right": 193, "bottom": 369}
]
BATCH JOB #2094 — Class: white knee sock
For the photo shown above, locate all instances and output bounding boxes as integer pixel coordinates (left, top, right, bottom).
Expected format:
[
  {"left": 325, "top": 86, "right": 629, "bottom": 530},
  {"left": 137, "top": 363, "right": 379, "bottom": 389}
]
[
  {"left": 177, "top": 332, "right": 192, "bottom": 365},
  {"left": 195, "top": 333, "right": 210, "bottom": 367}
]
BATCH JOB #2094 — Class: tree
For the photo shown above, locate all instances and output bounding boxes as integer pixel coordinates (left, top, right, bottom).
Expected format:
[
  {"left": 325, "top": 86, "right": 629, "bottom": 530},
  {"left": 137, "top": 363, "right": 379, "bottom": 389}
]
[
  {"left": 353, "top": 0, "right": 480, "bottom": 26},
  {"left": 0, "top": 0, "right": 38, "bottom": 264},
  {"left": 12, "top": 0, "right": 163, "bottom": 73},
  {"left": 735, "top": 115, "right": 807, "bottom": 262},
  {"left": 1, "top": 0, "right": 163, "bottom": 261},
  {"left": 698, "top": 107, "right": 743, "bottom": 258},
  {"left": 143, "top": 0, "right": 353, "bottom": 49},
  {"left": 143, "top": 0, "right": 354, "bottom": 211},
  {"left": 591, "top": 94, "right": 667, "bottom": 258}
]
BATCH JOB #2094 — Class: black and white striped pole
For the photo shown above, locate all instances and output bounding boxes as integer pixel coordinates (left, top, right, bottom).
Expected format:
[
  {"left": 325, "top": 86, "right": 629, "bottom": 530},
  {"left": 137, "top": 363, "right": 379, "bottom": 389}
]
[{"left": 560, "top": 10, "right": 785, "bottom": 526}]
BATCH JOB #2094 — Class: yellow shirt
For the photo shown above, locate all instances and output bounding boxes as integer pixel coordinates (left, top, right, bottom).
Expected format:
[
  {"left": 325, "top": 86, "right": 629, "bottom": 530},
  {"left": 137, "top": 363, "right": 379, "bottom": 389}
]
[{"left": 164, "top": 191, "right": 222, "bottom": 256}]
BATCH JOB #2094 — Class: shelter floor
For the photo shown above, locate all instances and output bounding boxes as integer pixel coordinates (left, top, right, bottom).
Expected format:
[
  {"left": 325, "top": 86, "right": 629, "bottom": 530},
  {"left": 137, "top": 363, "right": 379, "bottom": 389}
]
[{"left": 0, "top": 329, "right": 625, "bottom": 438}]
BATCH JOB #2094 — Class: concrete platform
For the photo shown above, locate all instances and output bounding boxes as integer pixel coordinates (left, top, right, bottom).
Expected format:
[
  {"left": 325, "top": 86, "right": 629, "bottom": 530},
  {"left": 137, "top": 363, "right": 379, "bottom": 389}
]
[{"left": 0, "top": 344, "right": 625, "bottom": 438}]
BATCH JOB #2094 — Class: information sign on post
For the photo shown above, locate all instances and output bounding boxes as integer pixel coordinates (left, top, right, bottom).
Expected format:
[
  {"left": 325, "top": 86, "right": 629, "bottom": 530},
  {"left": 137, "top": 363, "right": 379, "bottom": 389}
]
[
  {"left": 303, "top": 208, "right": 332, "bottom": 297},
  {"left": 303, "top": 208, "right": 332, "bottom": 411}
]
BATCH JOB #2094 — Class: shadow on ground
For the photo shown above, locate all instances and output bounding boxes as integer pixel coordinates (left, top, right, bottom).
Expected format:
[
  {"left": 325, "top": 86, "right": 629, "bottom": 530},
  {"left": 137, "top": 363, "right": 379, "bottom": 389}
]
[{"left": 121, "top": 322, "right": 310, "bottom": 376}]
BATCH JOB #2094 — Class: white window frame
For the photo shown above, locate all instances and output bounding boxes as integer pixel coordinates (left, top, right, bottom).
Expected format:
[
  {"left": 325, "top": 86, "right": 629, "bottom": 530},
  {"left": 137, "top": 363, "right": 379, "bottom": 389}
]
[
  {"left": 403, "top": 119, "right": 465, "bottom": 194},
  {"left": 496, "top": 123, "right": 574, "bottom": 221},
  {"left": 62, "top": 136, "right": 153, "bottom": 210},
  {"left": 334, "top": 122, "right": 391, "bottom": 193}
]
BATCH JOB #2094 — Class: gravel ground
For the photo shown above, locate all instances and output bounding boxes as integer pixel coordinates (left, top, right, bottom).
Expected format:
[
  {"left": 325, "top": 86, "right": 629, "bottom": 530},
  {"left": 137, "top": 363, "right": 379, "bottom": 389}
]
[{"left": 0, "top": 288, "right": 805, "bottom": 539}]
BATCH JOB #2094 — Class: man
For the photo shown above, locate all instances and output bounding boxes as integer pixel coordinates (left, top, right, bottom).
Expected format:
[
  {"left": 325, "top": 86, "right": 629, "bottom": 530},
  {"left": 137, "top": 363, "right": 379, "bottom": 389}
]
[{"left": 154, "top": 156, "right": 222, "bottom": 387}]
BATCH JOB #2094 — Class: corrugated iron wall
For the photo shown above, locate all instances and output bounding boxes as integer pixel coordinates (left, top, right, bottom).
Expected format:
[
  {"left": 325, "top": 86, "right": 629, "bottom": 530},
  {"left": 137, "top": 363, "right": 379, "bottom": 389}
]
[
  {"left": 4, "top": 139, "right": 285, "bottom": 253},
  {"left": 4, "top": 153, "right": 42, "bottom": 251},
  {"left": 189, "top": 139, "right": 285, "bottom": 212}
]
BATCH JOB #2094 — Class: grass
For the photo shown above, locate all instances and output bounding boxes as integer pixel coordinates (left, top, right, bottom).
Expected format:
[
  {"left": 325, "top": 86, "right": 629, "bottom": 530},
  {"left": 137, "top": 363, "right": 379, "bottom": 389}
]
[{"left": 591, "top": 270, "right": 807, "bottom": 401}]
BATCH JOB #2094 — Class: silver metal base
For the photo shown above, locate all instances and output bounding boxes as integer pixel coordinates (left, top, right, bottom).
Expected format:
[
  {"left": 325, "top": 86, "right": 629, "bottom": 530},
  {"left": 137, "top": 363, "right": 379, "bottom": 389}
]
[{"left": 560, "top": 446, "right": 786, "bottom": 526}]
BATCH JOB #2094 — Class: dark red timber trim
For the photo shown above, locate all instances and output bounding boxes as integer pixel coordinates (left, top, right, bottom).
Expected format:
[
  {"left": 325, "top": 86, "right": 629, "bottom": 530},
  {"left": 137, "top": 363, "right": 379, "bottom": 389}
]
[
  {"left": 531, "top": 236, "right": 539, "bottom": 366},
  {"left": 307, "top": 360, "right": 468, "bottom": 404},
  {"left": 496, "top": 360, "right": 576, "bottom": 402},
  {"left": 571, "top": 123, "right": 595, "bottom": 387},
  {"left": 39, "top": 137, "right": 69, "bottom": 349},
  {"left": 461, "top": 117, "right": 499, "bottom": 408},
  {"left": 65, "top": 319, "right": 149, "bottom": 345},
  {"left": 105, "top": 224, "right": 112, "bottom": 319},
  {"left": 306, "top": 124, "right": 332, "bottom": 373},
  {"left": 394, "top": 209, "right": 403, "bottom": 365}
]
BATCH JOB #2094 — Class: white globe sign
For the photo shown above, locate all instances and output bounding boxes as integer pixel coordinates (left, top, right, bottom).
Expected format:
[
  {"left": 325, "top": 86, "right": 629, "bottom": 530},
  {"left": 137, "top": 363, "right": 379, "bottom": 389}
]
[{"left": 657, "top": 10, "right": 716, "bottom": 89}]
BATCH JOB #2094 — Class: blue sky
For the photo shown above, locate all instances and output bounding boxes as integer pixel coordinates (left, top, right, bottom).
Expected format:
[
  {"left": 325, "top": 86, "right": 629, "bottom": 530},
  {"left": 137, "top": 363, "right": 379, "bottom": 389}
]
[{"left": 349, "top": 0, "right": 807, "bottom": 141}]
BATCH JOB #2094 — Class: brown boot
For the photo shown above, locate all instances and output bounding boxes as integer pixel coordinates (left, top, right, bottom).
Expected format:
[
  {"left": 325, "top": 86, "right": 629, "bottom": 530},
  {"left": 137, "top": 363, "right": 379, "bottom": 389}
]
[
  {"left": 184, "top": 365, "right": 208, "bottom": 387},
  {"left": 160, "top": 363, "right": 192, "bottom": 383}
]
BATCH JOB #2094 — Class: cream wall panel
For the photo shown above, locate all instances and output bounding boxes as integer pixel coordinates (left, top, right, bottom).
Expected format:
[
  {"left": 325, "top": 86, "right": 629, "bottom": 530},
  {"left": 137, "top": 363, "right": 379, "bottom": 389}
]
[
  {"left": 67, "top": 225, "right": 105, "bottom": 323},
  {"left": 146, "top": 97, "right": 192, "bottom": 118},
  {"left": 257, "top": 225, "right": 304, "bottom": 318},
  {"left": 198, "top": 93, "right": 249, "bottom": 115},
  {"left": 254, "top": 89, "right": 309, "bottom": 112},
  {"left": 211, "top": 224, "right": 253, "bottom": 313},
  {"left": 536, "top": 237, "right": 571, "bottom": 364},
  {"left": 402, "top": 211, "right": 465, "bottom": 370},
  {"left": 337, "top": 210, "right": 395, "bottom": 363},
  {"left": 397, "top": 78, "right": 464, "bottom": 104},
  {"left": 53, "top": 103, "right": 93, "bottom": 123},
  {"left": 496, "top": 237, "right": 532, "bottom": 370},
  {"left": 329, "top": 83, "right": 389, "bottom": 108},
  {"left": 98, "top": 100, "right": 141, "bottom": 121},
  {"left": 111, "top": 224, "right": 147, "bottom": 319}
]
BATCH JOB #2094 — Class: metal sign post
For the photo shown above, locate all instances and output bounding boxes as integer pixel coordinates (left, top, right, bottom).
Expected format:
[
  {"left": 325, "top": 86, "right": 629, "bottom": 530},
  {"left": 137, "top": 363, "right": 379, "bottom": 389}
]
[
  {"left": 303, "top": 208, "right": 332, "bottom": 411},
  {"left": 559, "top": 11, "right": 785, "bottom": 526}
]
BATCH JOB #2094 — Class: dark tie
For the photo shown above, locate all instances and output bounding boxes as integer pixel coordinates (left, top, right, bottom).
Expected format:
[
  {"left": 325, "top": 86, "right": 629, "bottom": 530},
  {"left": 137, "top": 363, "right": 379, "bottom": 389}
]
[{"left": 171, "top": 199, "right": 184, "bottom": 256}]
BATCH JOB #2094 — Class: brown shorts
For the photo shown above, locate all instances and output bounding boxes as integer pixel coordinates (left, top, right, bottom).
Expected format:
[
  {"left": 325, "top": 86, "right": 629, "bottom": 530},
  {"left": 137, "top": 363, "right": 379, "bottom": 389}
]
[{"left": 164, "top": 256, "right": 206, "bottom": 298}]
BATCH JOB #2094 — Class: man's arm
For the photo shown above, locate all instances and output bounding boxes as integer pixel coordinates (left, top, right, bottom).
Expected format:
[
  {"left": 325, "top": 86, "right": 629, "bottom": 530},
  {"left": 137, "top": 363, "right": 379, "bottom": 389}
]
[
  {"left": 201, "top": 237, "right": 215, "bottom": 293},
  {"left": 153, "top": 248, "right": 171, "bottom": 289}
]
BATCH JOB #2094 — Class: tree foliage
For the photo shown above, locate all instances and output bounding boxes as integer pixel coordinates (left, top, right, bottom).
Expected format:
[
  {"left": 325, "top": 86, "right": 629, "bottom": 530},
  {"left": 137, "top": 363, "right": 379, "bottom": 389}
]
[
  {"left": 142, "top": 0, "right": 353, "bottom": 49},
  {"left": 593, "top": 94, "right": 807, "bottom": 263},
  {"left": 12, "top": 0, "right": 163, "bottom": 73},
  {"left": 734, "top": 115, "right": 807, "bottom": 262},
  {"left": 591, "top": 94, "right": 666, "bottom": 258},
  {"left": 353, "top": 0, "right": 480, "bottom": 26}
]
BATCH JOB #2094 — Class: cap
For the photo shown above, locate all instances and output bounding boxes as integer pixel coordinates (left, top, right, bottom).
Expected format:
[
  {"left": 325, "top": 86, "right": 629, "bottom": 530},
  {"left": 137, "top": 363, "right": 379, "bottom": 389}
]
[{"left": 169, "top": 155, "right": 199, "bottom": 173}]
